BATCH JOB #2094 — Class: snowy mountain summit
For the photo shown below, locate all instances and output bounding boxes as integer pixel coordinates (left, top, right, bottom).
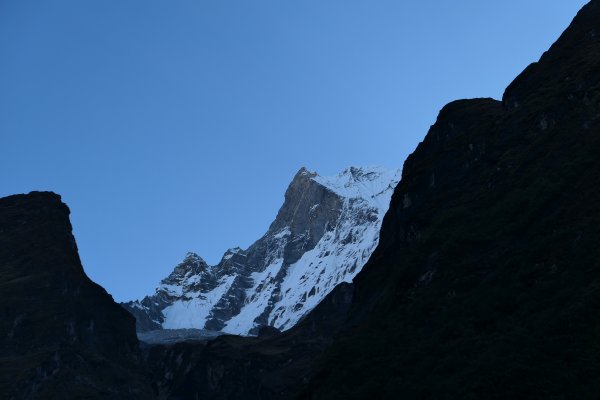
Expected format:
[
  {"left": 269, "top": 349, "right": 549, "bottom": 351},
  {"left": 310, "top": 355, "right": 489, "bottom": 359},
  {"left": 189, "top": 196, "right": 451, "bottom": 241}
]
[{"left": 123, "top": 166, "right": 400, "bottom": 335}]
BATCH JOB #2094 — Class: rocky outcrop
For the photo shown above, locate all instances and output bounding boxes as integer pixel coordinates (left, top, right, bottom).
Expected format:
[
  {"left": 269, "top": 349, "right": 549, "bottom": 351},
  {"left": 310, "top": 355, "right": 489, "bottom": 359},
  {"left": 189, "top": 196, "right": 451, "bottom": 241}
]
[
  {"left": 0, "top": 192, "right": 155, "bottom": 399},
  {"left": 124, "top": 166, "right": 400, "bottom": 335}
]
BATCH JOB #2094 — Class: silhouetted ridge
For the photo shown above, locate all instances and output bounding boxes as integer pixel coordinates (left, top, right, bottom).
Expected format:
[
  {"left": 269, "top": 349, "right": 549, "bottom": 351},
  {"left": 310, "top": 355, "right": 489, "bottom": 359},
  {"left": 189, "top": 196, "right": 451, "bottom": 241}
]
[
  {"left": 0, "top": 191, "right": 155, "bottom": 399},
  {"left": 305, "top": 1, "right": 600, "bottom": 397},
  {"left": 503, "top": 0, "right": 600, "bottom": 110}
]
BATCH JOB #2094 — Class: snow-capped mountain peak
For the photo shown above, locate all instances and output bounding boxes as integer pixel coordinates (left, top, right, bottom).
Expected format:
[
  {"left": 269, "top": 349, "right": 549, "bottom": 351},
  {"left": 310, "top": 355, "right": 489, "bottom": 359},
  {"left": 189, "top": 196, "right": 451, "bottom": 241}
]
[{"left": 123, "top": 166, "right": 401, "bottom": 335}]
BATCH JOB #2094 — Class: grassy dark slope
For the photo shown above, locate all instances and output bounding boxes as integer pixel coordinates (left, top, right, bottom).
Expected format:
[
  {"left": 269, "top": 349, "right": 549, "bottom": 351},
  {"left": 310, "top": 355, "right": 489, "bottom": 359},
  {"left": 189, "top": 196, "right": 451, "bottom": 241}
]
[
  {"left": 305, "top": 1, "right": 600, "bottom": 398},
  {"left": 0, "top": 192, "right": 155, "bottom": 399}
]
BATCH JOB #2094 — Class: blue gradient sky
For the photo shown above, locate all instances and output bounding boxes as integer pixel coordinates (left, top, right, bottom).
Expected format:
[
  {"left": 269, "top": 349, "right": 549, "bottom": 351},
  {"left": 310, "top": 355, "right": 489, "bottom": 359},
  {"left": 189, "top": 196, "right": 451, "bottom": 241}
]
[{"left": 0, "top": 1, "right": 587, "bottom": 301}]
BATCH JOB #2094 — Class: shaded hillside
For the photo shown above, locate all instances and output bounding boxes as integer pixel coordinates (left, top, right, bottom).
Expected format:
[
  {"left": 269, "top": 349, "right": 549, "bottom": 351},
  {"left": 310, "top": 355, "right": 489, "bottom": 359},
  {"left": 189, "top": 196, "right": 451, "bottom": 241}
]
[
  {"left": 145, "top": 282, "right": 354, "bottom": 399},
  {"left": 305, "top": 1, "right": 600, "bottom": 398},
  {"left": 0, "top": 192, "right": 155, "bottom": 399}
]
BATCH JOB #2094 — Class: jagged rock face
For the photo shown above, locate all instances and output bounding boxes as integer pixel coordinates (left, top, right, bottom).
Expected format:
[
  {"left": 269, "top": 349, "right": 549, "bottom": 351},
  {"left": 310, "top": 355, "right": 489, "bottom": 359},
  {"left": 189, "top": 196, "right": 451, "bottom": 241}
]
[
  {"left": 0, "top": 192, "right": 155, "bottom": 399},
  {"left": 123, "top": 166, "right": 400, "bottom": 335}
]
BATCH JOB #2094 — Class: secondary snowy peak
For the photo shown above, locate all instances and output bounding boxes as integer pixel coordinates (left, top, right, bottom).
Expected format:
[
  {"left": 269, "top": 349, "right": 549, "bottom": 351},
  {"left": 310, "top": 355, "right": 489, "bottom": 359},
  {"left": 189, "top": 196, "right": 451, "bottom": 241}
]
[
  {"left": 159, "top": 252, "right": 211, "bottom": 292},
  {"left": 123, "top": 166, "right": 401, "bottom": 335}
]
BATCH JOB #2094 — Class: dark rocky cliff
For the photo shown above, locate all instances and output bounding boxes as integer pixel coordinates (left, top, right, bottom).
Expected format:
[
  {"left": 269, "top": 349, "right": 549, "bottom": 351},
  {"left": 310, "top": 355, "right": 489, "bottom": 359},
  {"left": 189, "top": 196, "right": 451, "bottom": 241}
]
[
  {"left": 304, "top": 1, "right": 600, "bottom": 398},
  {"left": 0, "top": 192, "right": 155, "bottom": 399}
]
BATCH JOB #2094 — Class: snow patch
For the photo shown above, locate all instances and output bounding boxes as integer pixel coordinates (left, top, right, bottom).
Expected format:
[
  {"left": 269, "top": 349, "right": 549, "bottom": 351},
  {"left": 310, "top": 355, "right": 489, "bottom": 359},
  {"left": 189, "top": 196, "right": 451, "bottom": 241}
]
[{"left": 162, "top": 275, "right": 236, "bottom": 329}]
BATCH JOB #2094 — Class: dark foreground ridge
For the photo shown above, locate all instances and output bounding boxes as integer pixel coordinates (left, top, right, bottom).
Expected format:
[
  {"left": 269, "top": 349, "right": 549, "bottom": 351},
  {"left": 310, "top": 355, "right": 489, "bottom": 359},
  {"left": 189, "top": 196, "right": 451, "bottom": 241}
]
[
  {"left": 1, "top": 1, "right": 600, "bottom": 398},
  {"left": 305, "top": 1, "right": 600, "bottom": 397},
  {"left": 0, "top": 192, "right": 155, "bottom": 399}
]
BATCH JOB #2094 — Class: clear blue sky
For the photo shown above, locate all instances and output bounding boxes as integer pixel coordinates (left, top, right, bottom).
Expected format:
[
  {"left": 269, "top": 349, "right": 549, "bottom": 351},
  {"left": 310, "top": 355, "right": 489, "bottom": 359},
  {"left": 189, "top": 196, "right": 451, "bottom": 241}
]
[{"left": 0, "top": 1, "right": 587, "bottom": 301}]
